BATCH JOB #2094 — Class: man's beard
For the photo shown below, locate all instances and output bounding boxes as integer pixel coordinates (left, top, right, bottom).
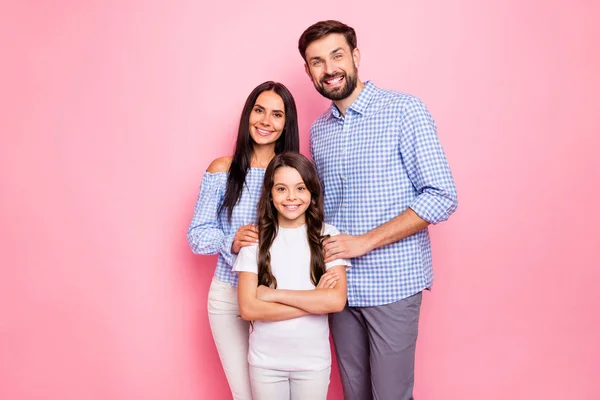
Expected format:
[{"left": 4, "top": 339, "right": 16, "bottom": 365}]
[{"left": 316, "top": 68, "right": 358, "bottom": 101}]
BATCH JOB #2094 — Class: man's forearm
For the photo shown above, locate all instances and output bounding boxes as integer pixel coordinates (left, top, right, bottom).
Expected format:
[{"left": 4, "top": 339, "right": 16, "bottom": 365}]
[
  {"left": 323, "top": 208, "right": 430, "bottom": 262},
  {"left": 364, "top": 207, "right": 430, "bottom": 250}
]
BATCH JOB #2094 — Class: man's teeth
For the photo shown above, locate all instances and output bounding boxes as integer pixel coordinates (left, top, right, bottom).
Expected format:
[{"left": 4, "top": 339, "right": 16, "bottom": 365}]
[{"left": 327, "top": 76, "right": 343, "bottom": 85}]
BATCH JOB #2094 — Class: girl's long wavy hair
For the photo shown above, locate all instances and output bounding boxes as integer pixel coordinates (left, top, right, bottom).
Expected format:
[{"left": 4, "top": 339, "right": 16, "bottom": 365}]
[
  {"left": 219, "top": 81, "right": 300, "bottom": 221},
  {"left": 256, "top": 153, "right": 327, "bottom": 289}
]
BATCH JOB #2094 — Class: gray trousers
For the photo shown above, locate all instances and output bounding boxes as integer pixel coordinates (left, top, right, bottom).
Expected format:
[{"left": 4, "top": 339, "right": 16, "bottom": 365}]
[{"left": 330, "top": 292, "right": 422, "bottom": 400}]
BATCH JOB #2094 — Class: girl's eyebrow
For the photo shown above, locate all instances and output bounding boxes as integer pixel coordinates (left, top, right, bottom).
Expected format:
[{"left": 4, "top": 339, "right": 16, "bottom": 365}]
[{"left": 273, "top": 181, "right": 304, "bottom": 186}]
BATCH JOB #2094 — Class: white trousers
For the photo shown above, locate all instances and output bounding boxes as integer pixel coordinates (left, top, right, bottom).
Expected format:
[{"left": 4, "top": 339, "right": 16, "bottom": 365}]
[
  {"left": 207, "top": 277, "right": 253, "bottom": 400},
  {"left": 249, "top": 366, "right": 331, "bottom": 400}
]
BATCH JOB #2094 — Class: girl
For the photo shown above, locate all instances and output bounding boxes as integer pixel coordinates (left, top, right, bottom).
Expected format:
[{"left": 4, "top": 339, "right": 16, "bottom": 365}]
[
  {"left": 187, "top": 82, "right": 300, "bottom": 400},
  {"left": 234, "top": 153, "right": 350, "bottom": 400}
]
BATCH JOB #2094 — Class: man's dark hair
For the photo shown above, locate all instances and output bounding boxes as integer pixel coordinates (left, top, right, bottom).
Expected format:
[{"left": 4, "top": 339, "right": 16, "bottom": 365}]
[{"left": 298, "top": 20, "right": 357, "bottom": 62}]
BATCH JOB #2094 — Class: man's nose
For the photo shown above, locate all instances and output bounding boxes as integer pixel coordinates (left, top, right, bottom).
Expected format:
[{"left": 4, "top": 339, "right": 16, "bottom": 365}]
[{"left": 324, "top": 60, "right": 337, "bottom": 76}]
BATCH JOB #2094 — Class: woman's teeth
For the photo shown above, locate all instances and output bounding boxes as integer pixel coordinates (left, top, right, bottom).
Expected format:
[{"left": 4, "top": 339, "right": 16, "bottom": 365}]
[{"left": 257, "top": 128, "right": 272, "bottom": 135}]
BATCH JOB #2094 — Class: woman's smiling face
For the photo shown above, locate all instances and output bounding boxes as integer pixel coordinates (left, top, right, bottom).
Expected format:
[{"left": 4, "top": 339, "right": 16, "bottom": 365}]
[{"left": 248, "top": 90, "right": 286, "bottom": 146}]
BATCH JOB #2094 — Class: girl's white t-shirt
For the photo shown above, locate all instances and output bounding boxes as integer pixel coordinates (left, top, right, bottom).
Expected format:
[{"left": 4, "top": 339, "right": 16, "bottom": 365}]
[{"left": 233, "top": 223, "right": 350, "bottom": 372}]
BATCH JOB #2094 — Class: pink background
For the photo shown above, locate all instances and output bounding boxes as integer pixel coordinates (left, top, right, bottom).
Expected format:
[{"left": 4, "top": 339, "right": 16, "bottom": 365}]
[{"left": 1, "top": 1, "right": 599, "bottom": 399}]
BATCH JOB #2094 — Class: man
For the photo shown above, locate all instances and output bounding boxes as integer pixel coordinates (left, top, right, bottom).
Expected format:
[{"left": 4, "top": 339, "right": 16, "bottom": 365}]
[{"left": 298, "top": 20, "right": 458, "bottom": 400}]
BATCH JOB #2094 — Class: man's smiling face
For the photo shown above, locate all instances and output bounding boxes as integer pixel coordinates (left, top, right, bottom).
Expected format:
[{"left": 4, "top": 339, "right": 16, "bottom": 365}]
[{"left": 304, "top": 33, "right": 360, "bottom": 101}]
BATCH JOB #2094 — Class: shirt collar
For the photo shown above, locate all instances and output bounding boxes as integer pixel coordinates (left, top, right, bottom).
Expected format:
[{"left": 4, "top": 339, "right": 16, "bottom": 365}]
[{"left": 329, "top": 80, "right": 378, "bottom": 119}]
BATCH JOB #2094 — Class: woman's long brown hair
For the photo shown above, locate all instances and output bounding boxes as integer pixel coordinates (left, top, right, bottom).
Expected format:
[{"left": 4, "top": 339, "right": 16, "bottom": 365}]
[
  {"left": 218, "top": 81, "right": 300, "bottom": 221},
  {"left": 256, "top": 153, "right": 327, "bottom": 288}
]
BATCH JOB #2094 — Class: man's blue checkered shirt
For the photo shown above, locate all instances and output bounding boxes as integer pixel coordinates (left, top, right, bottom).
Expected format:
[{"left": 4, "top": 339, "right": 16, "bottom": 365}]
[{"left": 310, "top": 81, "right": 458, "bottom": 307}]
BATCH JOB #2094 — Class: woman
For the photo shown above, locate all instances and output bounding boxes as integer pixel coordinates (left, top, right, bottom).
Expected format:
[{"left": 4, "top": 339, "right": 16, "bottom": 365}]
[
  {"left": 234, "top": 153, "right": 351, "bottom": 400},
  {"left": 187, "top": 81, "right": 300, "bottom": 400}
]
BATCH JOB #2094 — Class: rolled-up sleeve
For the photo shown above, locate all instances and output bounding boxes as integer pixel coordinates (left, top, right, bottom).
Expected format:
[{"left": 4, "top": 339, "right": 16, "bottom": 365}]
[
  {"left": 187, "top": 172, "right": 235, "bottom": 263},
  {"left": 399, "top": 97, "right": 458, "bottom": 224}
]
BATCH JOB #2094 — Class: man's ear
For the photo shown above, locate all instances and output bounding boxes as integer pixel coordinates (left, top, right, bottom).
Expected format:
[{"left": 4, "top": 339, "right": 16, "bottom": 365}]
[{"left": 352, "top": 48, "right": 361, "bottom": 69}]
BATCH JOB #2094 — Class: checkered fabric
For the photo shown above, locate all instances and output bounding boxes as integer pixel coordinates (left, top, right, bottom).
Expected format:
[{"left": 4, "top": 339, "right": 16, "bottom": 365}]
[
  {"left": 310, "top": 81, "right": 458, "bottom": 306},
  {"left": 187, "top": 168, "right": 265, "bottom": 286}
]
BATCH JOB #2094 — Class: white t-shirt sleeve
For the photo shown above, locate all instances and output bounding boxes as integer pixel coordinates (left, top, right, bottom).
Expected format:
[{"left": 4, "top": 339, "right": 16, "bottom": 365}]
[
  {"left": 322, "top": 224, "right": 352, "bottom": 270},
  {"left": 232, "top": 244, "right": 259, "bottom": 274}
]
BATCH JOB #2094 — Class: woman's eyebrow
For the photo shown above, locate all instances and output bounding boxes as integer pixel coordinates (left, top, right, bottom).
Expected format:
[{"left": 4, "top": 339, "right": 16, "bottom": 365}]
[{"left": 254, "top": 103, "right": 285, "bottom": 114}]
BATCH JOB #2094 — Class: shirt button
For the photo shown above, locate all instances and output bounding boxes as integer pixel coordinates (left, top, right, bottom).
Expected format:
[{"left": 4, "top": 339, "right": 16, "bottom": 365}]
[{"left": 341, "top": 176, "right": 347, "bottom": 181}]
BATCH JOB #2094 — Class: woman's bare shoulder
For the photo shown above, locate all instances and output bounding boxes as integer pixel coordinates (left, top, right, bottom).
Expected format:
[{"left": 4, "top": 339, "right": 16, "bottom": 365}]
[{"left": 206, "top": 156, "right": 233, "bottom": 173}]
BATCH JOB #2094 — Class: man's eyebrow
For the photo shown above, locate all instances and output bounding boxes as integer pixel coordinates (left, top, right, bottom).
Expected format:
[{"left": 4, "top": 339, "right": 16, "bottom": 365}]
[{"left": 309, "top": 47, "right": 346, "bottom": 62}]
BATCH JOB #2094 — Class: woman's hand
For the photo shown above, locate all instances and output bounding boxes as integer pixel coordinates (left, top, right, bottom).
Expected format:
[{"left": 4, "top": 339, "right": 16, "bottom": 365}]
[
  {"left": 231, "top": 224, "right": 259, "bottom": 254},
  {"left": 317, "top": 269, "right": 340, "bottom": 289}
]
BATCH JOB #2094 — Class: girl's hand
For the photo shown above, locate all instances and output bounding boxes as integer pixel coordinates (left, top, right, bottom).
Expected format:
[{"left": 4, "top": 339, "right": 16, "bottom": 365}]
[
  {"left": 317, "top": 269, "right": 340, "bottom": 289},
  {"left": 232, "top": 224, "right": 259, "bottom": 254},
  {"left": 256, "top": 285, "right": 275, "bottom": 302}
]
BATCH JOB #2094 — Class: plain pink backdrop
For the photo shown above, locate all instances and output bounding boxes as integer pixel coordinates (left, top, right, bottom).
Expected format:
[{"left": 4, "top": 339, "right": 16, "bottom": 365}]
[{"left": 1, "top": 1, "right": 599, "bottom": 399}]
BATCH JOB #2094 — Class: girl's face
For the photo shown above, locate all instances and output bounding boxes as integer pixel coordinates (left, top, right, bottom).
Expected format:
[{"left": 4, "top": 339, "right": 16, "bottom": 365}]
[
  {"left": 248, "top": 90, "right": 286, "bottom": 147},
  {"left": 271, "top": 167, "right": 311, "bottom": 228}
]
